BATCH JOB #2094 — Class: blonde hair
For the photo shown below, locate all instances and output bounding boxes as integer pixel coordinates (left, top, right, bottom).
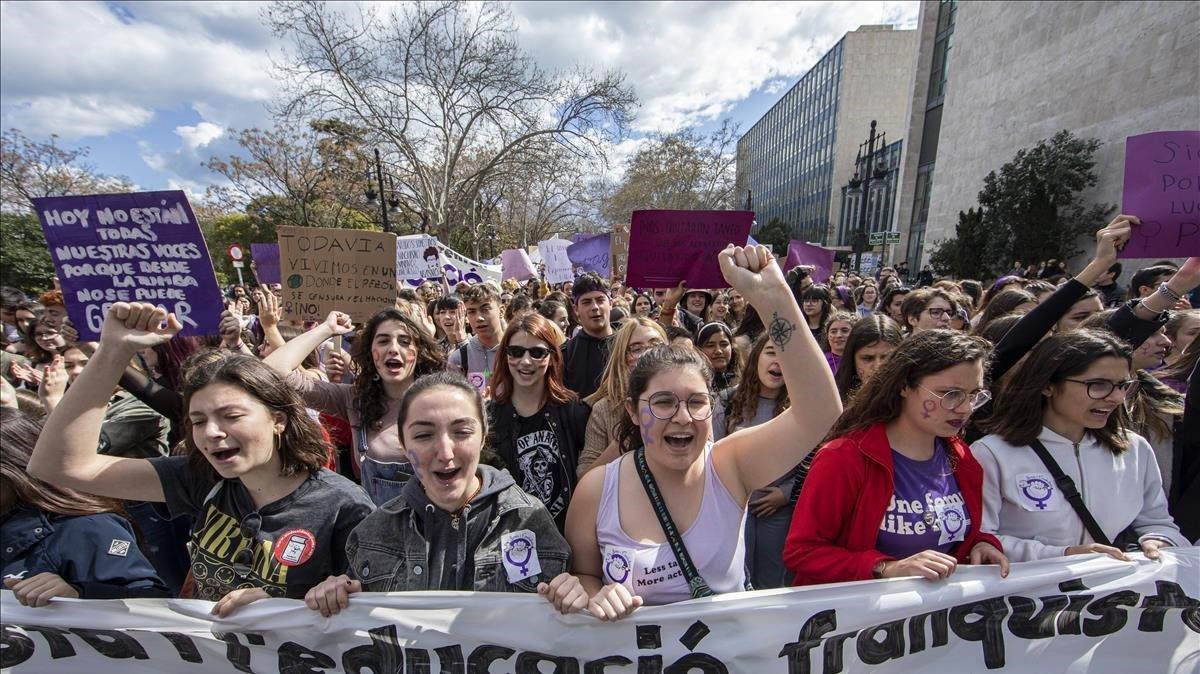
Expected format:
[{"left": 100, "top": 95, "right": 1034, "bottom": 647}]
[{"left": 585, "top": 317, "right": 667, "bottom": 407}]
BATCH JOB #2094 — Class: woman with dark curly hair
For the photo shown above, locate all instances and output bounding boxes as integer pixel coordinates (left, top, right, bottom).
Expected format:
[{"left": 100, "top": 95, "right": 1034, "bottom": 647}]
[{"left": 265, "top": 308, "right": 445, "bottom": 505}]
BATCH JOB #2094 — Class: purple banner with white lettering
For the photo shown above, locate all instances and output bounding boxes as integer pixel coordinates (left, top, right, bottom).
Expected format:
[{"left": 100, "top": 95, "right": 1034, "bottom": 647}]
[
  {"left": 567, "top": 233, "right": 611, "bottom": 278},
  {"left": 250, "top": 243, "right": 281, "bottom": 284},
  {"left": 785, "top": 240, "right": 835, "bottom": 284},
  {"left": 626, "top": 210, "right": 754, "bottom": 289},
  {"left": 1120, "top": 130, "right": 1200, "bottom": 258},
  {"left": 31, "top": 190, "right": 223, "bottom": 340}
]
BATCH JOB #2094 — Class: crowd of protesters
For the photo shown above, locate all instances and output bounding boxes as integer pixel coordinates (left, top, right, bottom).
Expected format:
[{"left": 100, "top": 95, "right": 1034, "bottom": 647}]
[{"left": 1, "top": 214, "right": 1196, "bottom": 622}]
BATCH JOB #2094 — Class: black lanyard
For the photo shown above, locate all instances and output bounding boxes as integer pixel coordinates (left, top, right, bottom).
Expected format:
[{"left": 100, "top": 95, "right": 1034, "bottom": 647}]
[{"left": 632, "top": 448, "right": 714, "bottom": 599}]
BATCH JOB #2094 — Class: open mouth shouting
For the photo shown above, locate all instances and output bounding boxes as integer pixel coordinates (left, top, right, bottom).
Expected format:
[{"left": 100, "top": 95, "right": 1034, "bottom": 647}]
[
  {"left": 764, "top": 365, "right": 783, "bottom": 385},
  {"left": 663, "top": 431, "right": 695, "bottom": 451},
  {"left": 381, "top": 357, "right": 406, "bottom": 378},
  {"left": 1087, "top": 405, "right": 1117, "bottom": 422},
  {"left": 431, "top": 465, "right": 463, "bottom": 486},
  {"left": 208, "top": 446, "right": 242, "bottom": 466}
]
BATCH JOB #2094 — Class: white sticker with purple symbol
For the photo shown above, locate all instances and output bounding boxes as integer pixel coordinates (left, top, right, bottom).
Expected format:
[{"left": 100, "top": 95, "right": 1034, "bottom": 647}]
[
  {"left": 500, "top": 529, "right": 542, "bottom": 583},
  {"left": 1015, "top": 472, "right": 1062, "bottom": 512},
  {"left": 602, "top": 545, "right": 636, "bottom": 590}
]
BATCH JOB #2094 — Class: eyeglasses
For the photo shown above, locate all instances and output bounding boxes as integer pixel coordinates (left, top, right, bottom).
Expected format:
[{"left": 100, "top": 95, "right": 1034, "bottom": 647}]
[
  {"left": 925, "top": 307, "right": 951, "bottom": 319},
  {"left": 1061, "top": 378, "right": 1139, "bottom": 400},
  {"left": 231, "top": 511, "right": 262, "bottom": 578},
  {"left": 919, "top": 386, "right": 992, "bottom": 411},
  {"left": 639, "top": 392, "right": 716, "bottom": 421},
  {"left": 628, "top": 340, "right": 665, "bottom": 358},
  {"left": 506, "top": 345, "right": 551, "bottom": 360}
]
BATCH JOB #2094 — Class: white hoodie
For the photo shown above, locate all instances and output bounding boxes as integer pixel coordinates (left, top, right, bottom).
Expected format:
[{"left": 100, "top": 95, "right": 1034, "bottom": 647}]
[{"left": 970, "top": 426, "right": 1187, "bottom": 561}]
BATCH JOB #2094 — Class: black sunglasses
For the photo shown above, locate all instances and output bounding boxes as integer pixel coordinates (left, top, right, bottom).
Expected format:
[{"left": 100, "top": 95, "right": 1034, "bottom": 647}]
[
  {"left": 231, "top": 511, "right": 262, "bottom": 578},
  {"left": 506, "top": 345, "right": 552, "bottom": 360}
]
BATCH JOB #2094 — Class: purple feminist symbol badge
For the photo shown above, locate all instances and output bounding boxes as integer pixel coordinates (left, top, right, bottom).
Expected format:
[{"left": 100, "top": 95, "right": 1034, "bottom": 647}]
[
  {"left": 504, "top": 536, "right": 534, "bottom": 576},
  {"left": 605, "top": 550, "right": 632, "bottom": 585},
  {"left": 1018, "top": 476, "right": 1054, "bottom": 510}
]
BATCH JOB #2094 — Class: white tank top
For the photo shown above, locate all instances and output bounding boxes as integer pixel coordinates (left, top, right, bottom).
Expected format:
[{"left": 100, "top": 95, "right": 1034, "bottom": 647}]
[{"left": 595, "top": 443, "right": 747, "bottom": 605}]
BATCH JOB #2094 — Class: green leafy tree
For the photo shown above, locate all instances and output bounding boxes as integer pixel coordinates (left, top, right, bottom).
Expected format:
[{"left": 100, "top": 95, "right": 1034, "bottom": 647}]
[
  {"left": 973, "top": 130, "right": 1113, "bottom": 275},
  {"left": 754, "top": 217, "right": 793, "bottom": 256},
  {"left": 928, "top": 208, "right": 987, "bottom": 278},
  {"left": 0, "top": 213, "right": 55, "bottom": 292}
]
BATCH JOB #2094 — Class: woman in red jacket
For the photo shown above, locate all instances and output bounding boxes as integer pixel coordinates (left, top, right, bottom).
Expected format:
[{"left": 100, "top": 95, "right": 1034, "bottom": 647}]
[{"left": 784, "top": 329, "right": 1009, "bottom": 585}]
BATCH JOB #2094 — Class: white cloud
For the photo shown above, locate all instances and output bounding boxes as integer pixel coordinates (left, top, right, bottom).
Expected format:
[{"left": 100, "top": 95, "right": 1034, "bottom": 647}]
[
  {"left": 764, "top": 79, "right": 788, "bottom": 95},
  {"left": 176, "top": 122, "right": 224, "bottom": 151},
  {"left": 4, "top": 96, "right": 154, "bottom": 138},
  {"left": 512, "top": 1, "right": 919, "bottom": 133}
]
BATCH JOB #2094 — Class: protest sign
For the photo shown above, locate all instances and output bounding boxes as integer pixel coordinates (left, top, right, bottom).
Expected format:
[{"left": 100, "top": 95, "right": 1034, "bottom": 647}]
[
  {"left": 611, "top": 221, "right": 630, "bottom": 283},
  {"left": 1120, "top": 130, "right": 1200, "bottom": 258},
  {"left": 434, "top": 241, "right": 502, "bottom": 286},
  {"left": 538, "top": 238, "right": 574, "bottom": 284},
  {"left": 395, "top": 233, "right": 442, "bottom": 282},
  {"left": 567, "top": 233, "right": 611, "bottom": 278},
  {"left": 786, "top": 240, "right": 836, "bottom": 283},
  {"left": 3, "top": 551, "right": 1197, "bottom": 673},
  {"left": 626, "top": 210, "right": 754, "bottom": 289},
  {"left": 501, "top": 248, "right": 537, "bottom": 281},
  {"left": 31, "top": 190, "right": 222, "bottom": 340},
  {"left": 250, "top": 243, "right": 280, "bottom": 285},
  {"left": 859, "top": 251, "right": 882, "bottom": 276},
  {"left": 277, "top": 226, "right": 397, "bottom": 323}
]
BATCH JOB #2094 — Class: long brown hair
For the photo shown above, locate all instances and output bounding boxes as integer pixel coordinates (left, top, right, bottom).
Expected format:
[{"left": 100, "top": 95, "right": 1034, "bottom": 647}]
[
  {"left": 489, "top": 313, "right": 575, "bottom": 406},
  {"left": 0, "top": 408, "right": 126, "bottom": 517},
  {"left": 834, "top": 314, "right": 904, "bottom": 401},
  {"left": 984, "top": 329, "right": 1132, "bottom": 453},
  {"left": 182, "top": 353, "right": 331, "bottom": 481},
  {"left": 724, "top": 334, "right": 789, "bottom": 434},
  {"left": 352, "top": 309, "right": 445, "bottom": 432},
  {"left": 826, "top": 330, "right": 992, "bottom": 440}
]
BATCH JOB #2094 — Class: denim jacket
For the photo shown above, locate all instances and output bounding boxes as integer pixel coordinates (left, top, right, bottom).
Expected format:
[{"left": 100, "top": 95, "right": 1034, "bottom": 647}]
[{"left": 345, "top": 465, "right": 570, "bottom": 592}]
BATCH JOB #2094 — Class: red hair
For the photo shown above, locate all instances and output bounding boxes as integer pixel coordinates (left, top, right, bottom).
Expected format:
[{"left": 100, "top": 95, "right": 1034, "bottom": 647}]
[{"left": 489, "top": 314, "right": 575, "bottom": 406}]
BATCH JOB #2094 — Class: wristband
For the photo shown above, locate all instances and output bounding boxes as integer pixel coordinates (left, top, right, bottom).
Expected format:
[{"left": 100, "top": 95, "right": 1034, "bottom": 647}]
[{"left": 1155, "top": 282, "right": 1183, "bottom": 304}]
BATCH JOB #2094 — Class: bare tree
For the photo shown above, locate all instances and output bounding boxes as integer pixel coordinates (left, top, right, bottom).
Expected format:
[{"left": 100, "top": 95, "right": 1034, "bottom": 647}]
[
  {"left": 266, "top": 1, "right": 636, "bottom": 241},
  {"left": 0, "top": 128, "right": 134, "bottom": 213}
]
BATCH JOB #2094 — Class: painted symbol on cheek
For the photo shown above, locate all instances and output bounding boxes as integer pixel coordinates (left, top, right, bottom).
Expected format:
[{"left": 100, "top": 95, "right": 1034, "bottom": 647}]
[
  {"left": 639, "top": 407, "right": 656, "bottom": 445},
  {"left": 921, "top": 399, "right": 937, "bottom": 420}
]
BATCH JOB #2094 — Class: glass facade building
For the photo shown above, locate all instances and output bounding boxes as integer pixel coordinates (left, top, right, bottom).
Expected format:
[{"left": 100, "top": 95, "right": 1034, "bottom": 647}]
[{"left": 735, "top": 40, "right": 844, "bottom": 244}]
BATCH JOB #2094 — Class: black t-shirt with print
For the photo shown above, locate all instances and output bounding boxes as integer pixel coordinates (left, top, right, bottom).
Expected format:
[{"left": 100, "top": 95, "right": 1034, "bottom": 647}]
[
  {"left": 149, "top": 457, "right": 374, "bottom": 600},
  {"left": 497, "top": 411, "right": 574, "bottom": 531}
]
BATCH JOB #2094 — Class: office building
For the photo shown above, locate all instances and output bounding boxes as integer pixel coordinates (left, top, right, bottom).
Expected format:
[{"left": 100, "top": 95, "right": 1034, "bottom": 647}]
[{"left": 735, "top": 24, "right": 917, "bottom": 246}]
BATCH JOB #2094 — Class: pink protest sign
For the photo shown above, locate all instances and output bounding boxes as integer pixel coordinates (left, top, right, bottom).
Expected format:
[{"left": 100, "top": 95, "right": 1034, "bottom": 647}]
[
  {"left": 1120, "top": 130, "right": 1200, "bottom": 258},
  {"left": 626, "top": 210, "right": 754, "bottom": 289},
  {"left": 501, "top": 248, "right": 536, "bottom": 281},
  {"left": 785, "top": 240, "right": 835, "bottom": 284}
]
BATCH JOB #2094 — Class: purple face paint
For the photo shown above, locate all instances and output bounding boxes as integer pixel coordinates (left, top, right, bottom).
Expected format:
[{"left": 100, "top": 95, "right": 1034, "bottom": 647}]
[
  {"left": 921, "top": 399, "right": 937, "bottom": 420},
  {"left": 639, "top": 407, "right": 656, "bottom": 445}
]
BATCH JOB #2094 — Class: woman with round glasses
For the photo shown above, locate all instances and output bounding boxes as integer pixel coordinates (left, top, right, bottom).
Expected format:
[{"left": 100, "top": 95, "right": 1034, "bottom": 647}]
[
  {"left": 565, "top": 245, "right": 842, "bottom": 618},
  {"left": 487, "top": 314, "right": 590, "bottom": 532},
  {"left": 28, "top": 304, "right": 374, "bottom": 616},
  {"left": 972, "top": 329, "right": 1187, "bottom": 561},
  {"left": 784, "top": 329, "right": 1009, "bottom": 586},
  {"left": 576, "top": 317, "right": 668, "bottom": 478},
  {"left": 900, "top": 288, "right": 957, "bottom": 334}
]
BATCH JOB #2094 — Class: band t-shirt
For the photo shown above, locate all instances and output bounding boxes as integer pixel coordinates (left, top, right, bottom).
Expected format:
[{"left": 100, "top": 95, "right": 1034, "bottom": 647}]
[
  {"left": 498, "top": 410, "right": 575, "bottom": 531},
  {"left": 150, "top": 457, "right": 374, "bottom": 600},
  {"left": 875, "top": 441, "right": 971, "bottom": 559}
]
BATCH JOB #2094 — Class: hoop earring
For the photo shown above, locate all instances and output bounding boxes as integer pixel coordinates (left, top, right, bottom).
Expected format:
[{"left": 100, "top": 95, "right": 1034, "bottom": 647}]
[
  {"left": 372, "top": 373, "right": 380, "bottom": 381},
  {"left": 273, "top": 429, "right": 281, "bottom": 453}
]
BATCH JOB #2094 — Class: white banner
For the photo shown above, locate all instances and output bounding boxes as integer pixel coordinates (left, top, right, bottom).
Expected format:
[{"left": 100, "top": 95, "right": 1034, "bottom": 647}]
[
  {"left": 395, "top": 236, "right": 502, "bottom": 287},
  {"left": 538, "top": 238, "right": 573, "bottom": 285},
  {"left": 2, "top": 551, "right": 1197, "bottom": 673}
]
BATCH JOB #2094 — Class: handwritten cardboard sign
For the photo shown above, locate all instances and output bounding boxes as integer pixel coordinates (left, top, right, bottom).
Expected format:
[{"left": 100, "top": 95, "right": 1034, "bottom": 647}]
[
  {"left": 32, "top": 190, "right": 222, "bottom": 340},
  {"left": 611, "top": 222, "right": 630, "bottom": 283},
  {"left": 626, "top": 210, "right": 754, "bottom": 289},
  {"left": 278, "top": 226, "right": 397, "bottom": 323},
  {"left": 785, "top": 240, "right": 835, "bottom": 284},
  {"left": 396, "top": 234, "right": 442, "bottom": 282},
  {"left": 1120, "top": 130, "right": 1200, "bottom": 258},
  {"left": 538, "top": 239, "right": 573, "bottom": 285},
  {"left": 567, "top": 233, "right": 611, "bottom": 278},
  {"left": 250, "top": 243, "right": 281, "bottom": 285}
]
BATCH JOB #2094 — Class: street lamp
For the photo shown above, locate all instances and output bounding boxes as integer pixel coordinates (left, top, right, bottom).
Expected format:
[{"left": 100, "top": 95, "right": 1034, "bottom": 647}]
[{"left": 848, "top": 120, "right": 893, "bottom": 272}]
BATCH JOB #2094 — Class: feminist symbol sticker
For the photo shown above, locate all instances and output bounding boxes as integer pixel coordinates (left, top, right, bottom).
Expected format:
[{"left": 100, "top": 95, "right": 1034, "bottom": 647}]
[
  {"left": 603, "top": 546, "right": 636, "bottom": 589},
  {"left": 500, "top": 530, "right": 541, "bottom": 583},
  {"left": 1017, "top": 474, "right": 1056, "bottom": 511}
]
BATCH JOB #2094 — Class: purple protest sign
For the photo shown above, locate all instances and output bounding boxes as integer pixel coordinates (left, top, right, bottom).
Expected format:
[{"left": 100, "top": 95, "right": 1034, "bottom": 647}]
[
  {"left": 626, "top": 210, "right": 754, "bottom": 289},
  {"left": 501, "top": 248, "right": 537, "bottom": 281},
  {"left": 251, "top": 243, "right": 281, "bottom": 284},
  {"left": 31, "top": 190, "right": 223, "bottom": 340},
  {"left": 1120, "top": 130, "right": 1200, "bottom": 258},
  {"left": 567, "top": 233, "right": 611, "bottom": 278},
  {"left": 785, "top": 240, "right": 835, "bottom": 284}
]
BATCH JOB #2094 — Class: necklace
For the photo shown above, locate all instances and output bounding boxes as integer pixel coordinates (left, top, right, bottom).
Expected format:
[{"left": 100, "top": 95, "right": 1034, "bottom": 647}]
[{"left": 449, "top": 479, "right": 483, "bottom": 531}]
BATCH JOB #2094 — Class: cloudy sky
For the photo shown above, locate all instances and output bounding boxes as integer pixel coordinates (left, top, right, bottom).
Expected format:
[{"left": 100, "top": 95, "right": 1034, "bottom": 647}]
[{"left": 0, "top": 1, "right": 918, "bottom": 196}]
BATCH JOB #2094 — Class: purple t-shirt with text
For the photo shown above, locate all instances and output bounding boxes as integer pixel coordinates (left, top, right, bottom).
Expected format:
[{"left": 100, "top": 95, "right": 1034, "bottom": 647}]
[{"left": 875, "top": 440, "right": 971, "bottom": 559}]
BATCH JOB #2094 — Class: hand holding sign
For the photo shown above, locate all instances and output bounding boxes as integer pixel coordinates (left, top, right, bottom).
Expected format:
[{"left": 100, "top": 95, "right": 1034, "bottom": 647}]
[
  {"left": 1095, "top": 215, "right": 1136, "bottom": 267},
  {"left": 101, "top": 303, "right": 183, "bottom": 354}
]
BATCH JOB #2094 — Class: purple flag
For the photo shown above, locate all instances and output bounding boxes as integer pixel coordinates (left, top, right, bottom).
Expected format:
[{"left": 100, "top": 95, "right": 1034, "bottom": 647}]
[
  {"left": 32, "top": 190, "right": 223, "bottom": 340},
  {"left": 1119, "top": 130, "right": 1200, "bottom": 258},
  {"left": 785, "top": 240, "right": 835, "bottom": 284},
  {"left": 251, "top": 243, "right": 281, "bottom": 284},
  {"left": 626, "top": 210, "right": 754, "bottom": 289},
  {"left": 567, "top": 233, "right": 611, "bottom": 278},
  {"left": 501, "top": 248, "right": 537, "bottom": 281}
]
